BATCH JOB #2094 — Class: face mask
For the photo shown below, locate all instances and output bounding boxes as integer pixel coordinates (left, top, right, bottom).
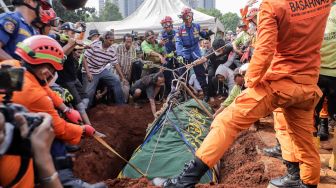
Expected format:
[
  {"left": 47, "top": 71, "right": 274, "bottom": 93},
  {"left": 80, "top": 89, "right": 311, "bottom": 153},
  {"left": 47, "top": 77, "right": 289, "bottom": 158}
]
[
  {"left": 214, "top": 49, "right": 223, "bottom": 56},
  {"left": 248, "top": 22, "right": 257, "bottom": 35}
]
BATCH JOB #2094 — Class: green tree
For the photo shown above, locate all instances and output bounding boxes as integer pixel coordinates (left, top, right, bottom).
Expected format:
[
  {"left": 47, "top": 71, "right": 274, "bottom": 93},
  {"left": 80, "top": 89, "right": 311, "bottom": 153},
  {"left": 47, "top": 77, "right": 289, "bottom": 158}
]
[
  {"left": 97, "top": 0, "right": 123, "bottom": 21},
  {"left": 197, "top": 8, "right": 240, "bottom": 32},
  {"left": 52, "top": 0, "right": 96, "bottom": 22},
  {"left": 197, "top": 8, "right": 223, "bottom": 20},
  {"left": 221, "top": 12, "right": 241, "bottom": 32}
]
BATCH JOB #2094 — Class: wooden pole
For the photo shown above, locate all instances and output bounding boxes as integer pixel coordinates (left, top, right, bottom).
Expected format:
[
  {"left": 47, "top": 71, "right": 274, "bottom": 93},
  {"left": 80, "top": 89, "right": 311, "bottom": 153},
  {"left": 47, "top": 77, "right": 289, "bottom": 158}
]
[{"left": 181, "top": 82, "right": 213, "bottom": 119}]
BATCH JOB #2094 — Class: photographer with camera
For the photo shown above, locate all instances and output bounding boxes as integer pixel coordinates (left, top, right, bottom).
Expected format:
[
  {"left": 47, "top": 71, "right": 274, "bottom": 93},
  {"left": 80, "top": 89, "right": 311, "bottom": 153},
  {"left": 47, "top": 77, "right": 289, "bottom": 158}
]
[
  {"left": 0, "top": 107, "right": 62, "bottom": 188},
  {"left": 1, "top": 35, "right": 106, "bottom": 188}
]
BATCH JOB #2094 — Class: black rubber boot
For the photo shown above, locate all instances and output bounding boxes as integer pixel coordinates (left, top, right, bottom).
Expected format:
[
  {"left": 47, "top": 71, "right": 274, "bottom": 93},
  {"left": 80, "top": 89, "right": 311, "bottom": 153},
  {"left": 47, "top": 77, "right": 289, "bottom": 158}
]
[
  {"left": 299, "top": 181, "right": 317, "bottom": 188},
  {"left": 317, "top": 118, "right": 329, "bottom": 141},
  {"left": 163, "top": 157, "right": 209, "bottom": 188},
  {"left": 269, "top": 160, "right": 300, "bottom": 187},
  {"left": 263, "top": 139, "right": 282, "bottom": 159}
]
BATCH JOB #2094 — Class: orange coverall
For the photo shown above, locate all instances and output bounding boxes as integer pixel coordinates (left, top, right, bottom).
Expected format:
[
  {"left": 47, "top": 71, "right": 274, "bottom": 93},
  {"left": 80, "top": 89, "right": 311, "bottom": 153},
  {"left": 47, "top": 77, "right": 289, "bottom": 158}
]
[
  {"left": 195, "top": 0, "right": 332, "bottom": 185},
  {"left": 273, "top": 109, "right": 298, "bottom": 163},
  {"left": 0, "top": 60, "right": 83, "bottom": 187},
  {"left": 0, "top": 156, "right": 34, "bottom": 188},
  {"left": 274, "top": 98, "right": 327, "bottom": 164},
  {"left": 0, "top": 60, "right": 83, "bottom": 144}
]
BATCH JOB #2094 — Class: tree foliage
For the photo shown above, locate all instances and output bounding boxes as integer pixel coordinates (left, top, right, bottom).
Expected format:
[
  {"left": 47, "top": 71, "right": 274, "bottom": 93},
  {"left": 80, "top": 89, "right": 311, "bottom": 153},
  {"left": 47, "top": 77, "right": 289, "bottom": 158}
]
[
  {"left": 197, "top": 8, "right": 240, "bottom": 33},
  {"left": 221, "top": 12, "right": 241, "bottom": 32},
  {"left": 96, "top": 0, "right": 123, "bottom": 21}
]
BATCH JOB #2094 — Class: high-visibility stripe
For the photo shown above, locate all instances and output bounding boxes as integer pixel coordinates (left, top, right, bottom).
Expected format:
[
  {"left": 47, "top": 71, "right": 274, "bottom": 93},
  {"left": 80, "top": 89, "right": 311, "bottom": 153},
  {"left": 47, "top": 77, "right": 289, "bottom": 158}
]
[{"left": 17, "top": 42, "right": 63, "bottom": 64}]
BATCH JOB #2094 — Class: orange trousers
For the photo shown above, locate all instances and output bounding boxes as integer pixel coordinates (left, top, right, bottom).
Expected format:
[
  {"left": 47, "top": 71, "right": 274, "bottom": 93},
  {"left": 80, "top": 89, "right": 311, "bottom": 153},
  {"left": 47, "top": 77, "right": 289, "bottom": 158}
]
[
  {"left": 196, "top": 79, "right": 322, "bottom": 185},
  {"left": 273, "top": 109, "right": 298, "bottom": 163},
  {"left": 319, "top": 99, "right": 328, "bottom": 118}
]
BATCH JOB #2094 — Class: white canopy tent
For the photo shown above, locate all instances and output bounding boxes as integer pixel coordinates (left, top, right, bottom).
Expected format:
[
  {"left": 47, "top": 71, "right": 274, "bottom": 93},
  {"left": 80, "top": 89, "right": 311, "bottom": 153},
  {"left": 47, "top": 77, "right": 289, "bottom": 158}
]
[{"left": 86, "top": 0, "right": 224, "bottom": 39}]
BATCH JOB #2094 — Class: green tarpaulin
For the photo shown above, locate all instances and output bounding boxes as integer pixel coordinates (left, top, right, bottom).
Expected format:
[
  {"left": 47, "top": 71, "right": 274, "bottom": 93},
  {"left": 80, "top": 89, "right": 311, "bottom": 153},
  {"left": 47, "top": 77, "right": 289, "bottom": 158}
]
[{"left": 120, "top": 99, "right": 216, "bottom": 183}]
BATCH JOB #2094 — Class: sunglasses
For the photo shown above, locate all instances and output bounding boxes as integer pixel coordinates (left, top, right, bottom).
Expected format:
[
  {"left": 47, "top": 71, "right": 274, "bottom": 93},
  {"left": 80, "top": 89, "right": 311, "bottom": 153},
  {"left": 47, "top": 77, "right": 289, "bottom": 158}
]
[
  {"left": 162, "top": 23, "right": 173, "bottom": 28},
  {"left": 49, "top": 17, "right": 60, "bottom": 27},
  {"left": 184, "top": 13, "right": 193, "bottom": 19}
]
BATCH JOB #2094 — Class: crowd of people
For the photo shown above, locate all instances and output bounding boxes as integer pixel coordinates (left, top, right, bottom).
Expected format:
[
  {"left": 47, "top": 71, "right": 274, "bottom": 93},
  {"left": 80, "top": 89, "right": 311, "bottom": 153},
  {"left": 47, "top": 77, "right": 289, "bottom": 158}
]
[{"left": 0, "top": 0, "right": 335, "bottom": 188}]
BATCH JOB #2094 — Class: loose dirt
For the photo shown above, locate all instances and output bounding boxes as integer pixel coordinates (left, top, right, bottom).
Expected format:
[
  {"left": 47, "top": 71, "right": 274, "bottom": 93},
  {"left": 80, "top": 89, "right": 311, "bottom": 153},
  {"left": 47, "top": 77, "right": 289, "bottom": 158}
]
[
  {"left": 72, "top": 103, "right": 292, "bottom": 188},
  {"left": 73, "top": 104, "right": 154, "bottom": 183}
]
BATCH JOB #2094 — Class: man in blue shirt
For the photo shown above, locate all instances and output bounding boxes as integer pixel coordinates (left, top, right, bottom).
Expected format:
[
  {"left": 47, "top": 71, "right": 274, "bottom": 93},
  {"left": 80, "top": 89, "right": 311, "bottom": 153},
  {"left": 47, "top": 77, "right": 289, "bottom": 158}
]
[
  {"left": 176, "top": 8, "right": 213, "bottom": 101},
  {"left": 0, "top": 0, "right": 55, "bottom": 60}
]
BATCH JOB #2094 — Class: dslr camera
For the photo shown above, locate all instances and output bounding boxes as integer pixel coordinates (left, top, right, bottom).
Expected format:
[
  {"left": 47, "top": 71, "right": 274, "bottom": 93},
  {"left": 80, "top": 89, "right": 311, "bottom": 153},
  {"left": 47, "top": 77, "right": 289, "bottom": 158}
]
[{"left": 0, "top": 64, "right": 42, "bottom": 141}]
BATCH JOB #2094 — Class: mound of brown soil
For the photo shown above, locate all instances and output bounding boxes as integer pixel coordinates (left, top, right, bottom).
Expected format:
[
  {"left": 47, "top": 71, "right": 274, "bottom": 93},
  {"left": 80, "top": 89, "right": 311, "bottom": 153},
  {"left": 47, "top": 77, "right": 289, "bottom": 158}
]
[{"left": 218, "top": 131, "right": 270, "bottom": 187}]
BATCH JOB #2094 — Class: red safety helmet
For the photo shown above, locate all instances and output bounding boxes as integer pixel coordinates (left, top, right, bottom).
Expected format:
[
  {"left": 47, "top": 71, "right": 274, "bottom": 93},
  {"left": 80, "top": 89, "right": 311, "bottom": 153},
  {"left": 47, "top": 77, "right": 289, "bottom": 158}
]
[
  {"left": 15, "top": 35, "right": 65, "bottom": 71},
  {"left": 246, "top": 8, "right": 259, "bottom": 21},
  {"left": 160, "top": 16, "right": 173, "bottom": 25},
  {"left": 40, "top": 8, "right": 57, "bottom": 24},
  {"left": 180, "top": 7, "right": 193, "bottom": 19},
  {"left": 12, "top": 0, "right": 55, "bottom": 25},
  {"left": 161, "top": 16, "right": 173, "bottom": 28}
]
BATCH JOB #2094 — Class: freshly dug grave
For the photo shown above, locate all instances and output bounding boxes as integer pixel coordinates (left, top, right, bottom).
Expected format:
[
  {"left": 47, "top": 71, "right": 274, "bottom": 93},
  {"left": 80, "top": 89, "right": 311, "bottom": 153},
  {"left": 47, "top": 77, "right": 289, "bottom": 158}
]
[
  {"left": 73, "top": 104, "right": 154, "bottom": 183},
  {"left": 73, "top": 103, "right": 285, "bottom": 187}
]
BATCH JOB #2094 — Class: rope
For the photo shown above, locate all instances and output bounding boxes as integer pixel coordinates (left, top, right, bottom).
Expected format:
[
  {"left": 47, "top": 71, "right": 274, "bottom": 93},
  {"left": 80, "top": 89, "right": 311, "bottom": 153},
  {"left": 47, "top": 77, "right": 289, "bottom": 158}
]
[
  {"left": 133, "top": 46, "right": 229, "bottom": 176},
  {"left": 93, "top": 135, "right": 147, "bottom": 177},
  {"left": 170, "top": 108, "right": 213, "bottom": 181},
  {"left": 144, "top": 103, "right": 173, "bottom": 175}
]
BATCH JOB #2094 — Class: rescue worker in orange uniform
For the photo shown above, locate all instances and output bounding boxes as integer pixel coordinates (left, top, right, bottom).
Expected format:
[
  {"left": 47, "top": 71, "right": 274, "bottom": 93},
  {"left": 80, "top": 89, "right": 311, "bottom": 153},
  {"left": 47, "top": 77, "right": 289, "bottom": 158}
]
[
  {"left": 245, "top": 2, "right": 302, "bottom": 186},
  {"left": 0, "top": 35, "right": 107, "bottom": 188},
  {"left": 10, "top": 35, "right": 96, "bottom": 145},
  {"left": 265, "top": 2, "right": 336, "bottom": 186},
  {"left": 163, "top": 0, "right": 333, "bottom": 187}
]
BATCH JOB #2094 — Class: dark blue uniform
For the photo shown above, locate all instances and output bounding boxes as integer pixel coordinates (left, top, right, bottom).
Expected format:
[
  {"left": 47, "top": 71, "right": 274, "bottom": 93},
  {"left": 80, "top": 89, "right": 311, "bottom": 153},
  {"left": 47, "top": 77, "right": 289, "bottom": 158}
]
[
  {"left": 0, "top": 12, "right": 37, "bottom": 60},
  {"left": 160, "top": 30, "right": 178, "bottom": 96},
  {"left": 176, "top": 23, "right": 207, "bottom": 61},
  {"left": 160, "top": 30, "right": 176, "bottom": 54},
  {"left": 176, "top": 23, "right": 208, "bottom": 95}
]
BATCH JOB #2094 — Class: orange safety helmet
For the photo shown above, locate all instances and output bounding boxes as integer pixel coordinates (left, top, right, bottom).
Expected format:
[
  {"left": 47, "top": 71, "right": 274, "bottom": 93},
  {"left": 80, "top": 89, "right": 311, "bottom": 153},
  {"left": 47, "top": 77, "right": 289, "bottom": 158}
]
[{"left": 15, "top": 35, "right": 64, "bottom": 71}]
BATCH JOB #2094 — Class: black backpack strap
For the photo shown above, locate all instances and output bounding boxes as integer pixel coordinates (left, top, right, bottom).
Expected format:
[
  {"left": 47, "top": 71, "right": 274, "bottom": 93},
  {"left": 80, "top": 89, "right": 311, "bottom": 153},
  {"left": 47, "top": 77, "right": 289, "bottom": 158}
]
[{"left": 4, "top": 155, "right": 31, "bottom": 188}]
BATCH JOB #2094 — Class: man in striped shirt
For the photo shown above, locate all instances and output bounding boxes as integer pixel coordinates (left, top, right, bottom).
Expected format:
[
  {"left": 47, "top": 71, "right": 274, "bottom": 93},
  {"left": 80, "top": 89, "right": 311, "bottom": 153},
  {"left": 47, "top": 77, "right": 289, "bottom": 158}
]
[
  {"left": 82, "top": 31, "right": 126, "bottom": 106},
  {"left": 116, "top": 33, "right": 137, "bottom": 83}
]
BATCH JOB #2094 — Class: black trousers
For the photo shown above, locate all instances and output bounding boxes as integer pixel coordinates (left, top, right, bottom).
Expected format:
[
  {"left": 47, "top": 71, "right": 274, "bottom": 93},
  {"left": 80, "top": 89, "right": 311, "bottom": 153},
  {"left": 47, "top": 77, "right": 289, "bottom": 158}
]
[{"left": 315, "top": 75, "right": 336, "bottom": 125}]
